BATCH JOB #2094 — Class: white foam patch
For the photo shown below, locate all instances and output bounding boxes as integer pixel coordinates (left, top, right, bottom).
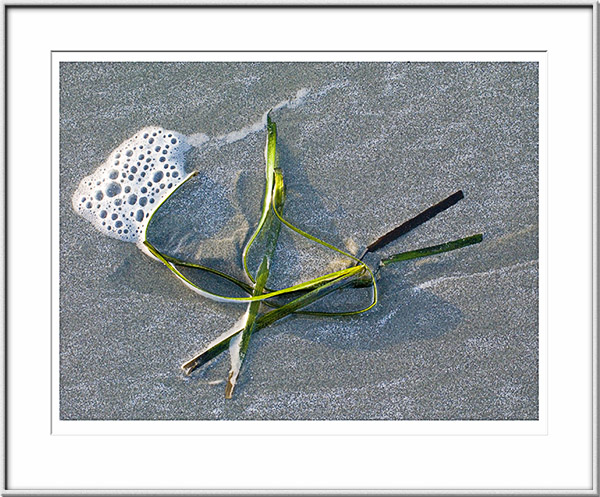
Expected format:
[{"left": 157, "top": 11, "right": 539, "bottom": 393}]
[
  {"left": 72, "top": 126, "right": 191, "bottom": 245},
  {"left": 73, "top": 89, "right": 312, "bottom": 244}
]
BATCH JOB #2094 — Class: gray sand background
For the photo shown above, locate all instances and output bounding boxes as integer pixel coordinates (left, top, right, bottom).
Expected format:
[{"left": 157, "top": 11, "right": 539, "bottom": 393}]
[{"left": 60, "top": 62, "right": 538, "bottom": 420}]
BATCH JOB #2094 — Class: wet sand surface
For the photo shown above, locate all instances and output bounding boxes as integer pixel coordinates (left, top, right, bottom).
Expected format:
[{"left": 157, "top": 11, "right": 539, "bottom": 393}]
[{"left": 60, "top": 62, "right": 538, "bottom": 420}]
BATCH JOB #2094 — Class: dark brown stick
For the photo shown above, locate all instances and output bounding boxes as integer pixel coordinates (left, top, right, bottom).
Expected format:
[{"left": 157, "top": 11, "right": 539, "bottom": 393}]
[{"left": 364, "top": 190, "right": 464, "bottom": 255}]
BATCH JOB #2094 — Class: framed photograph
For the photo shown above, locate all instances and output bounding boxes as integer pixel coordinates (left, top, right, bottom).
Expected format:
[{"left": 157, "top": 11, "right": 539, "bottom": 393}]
[{"left": 4, "top": 3, "right": 596, "bottom": 495}]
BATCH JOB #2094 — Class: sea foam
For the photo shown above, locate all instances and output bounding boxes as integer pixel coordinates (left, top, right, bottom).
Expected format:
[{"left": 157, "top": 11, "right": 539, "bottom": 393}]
[
  {"left": 72, "top": 89, "right": 311, "bottom": 245},
  {"left": 72, "top": 126, "right": 191, "bottom": 245}
]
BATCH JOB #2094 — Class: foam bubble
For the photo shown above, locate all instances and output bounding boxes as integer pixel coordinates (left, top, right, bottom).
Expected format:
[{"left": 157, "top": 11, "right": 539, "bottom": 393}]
[{"left": 72, "top": 126, "right": 191, "bottom": 245}]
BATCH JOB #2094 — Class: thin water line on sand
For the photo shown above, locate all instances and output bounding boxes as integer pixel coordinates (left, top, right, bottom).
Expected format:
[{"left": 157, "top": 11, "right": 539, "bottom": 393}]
[
  {"left": 187, "top": 88, "right": 309, "bottom": 147},
  {"left": 186, "top": 79, "right": 350, "bottom": 148},
  {"left": 415, "top": 259, "right": 538, "bottom": 291}
]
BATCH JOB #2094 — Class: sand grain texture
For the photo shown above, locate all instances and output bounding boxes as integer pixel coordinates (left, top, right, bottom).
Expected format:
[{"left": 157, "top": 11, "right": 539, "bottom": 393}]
[{"left": 60, "top": 62, "right": 539, "bottom": 420}]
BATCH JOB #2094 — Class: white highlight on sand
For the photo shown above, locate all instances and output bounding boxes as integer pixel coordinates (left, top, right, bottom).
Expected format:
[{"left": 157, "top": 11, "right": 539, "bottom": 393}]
[
  {"left": 216, "top": 88, "right": 310, "bottom": 144},
  {"left": 186, "top": 132, "right": 209, "bottom": 147},
  {"left": 415, "top": 260, "right": 537, "bottom": 291},
  {"left": 176, "top": 88, "right": 311, "bottom": 152},
  {"left": 313, "top": 79, "right": 349, "bottom": 98}
]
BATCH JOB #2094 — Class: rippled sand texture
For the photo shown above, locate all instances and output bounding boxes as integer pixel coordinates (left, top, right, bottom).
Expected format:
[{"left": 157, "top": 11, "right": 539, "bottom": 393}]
[{"left": 60, "top": 62, "right": 539, "bottom": 420}]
